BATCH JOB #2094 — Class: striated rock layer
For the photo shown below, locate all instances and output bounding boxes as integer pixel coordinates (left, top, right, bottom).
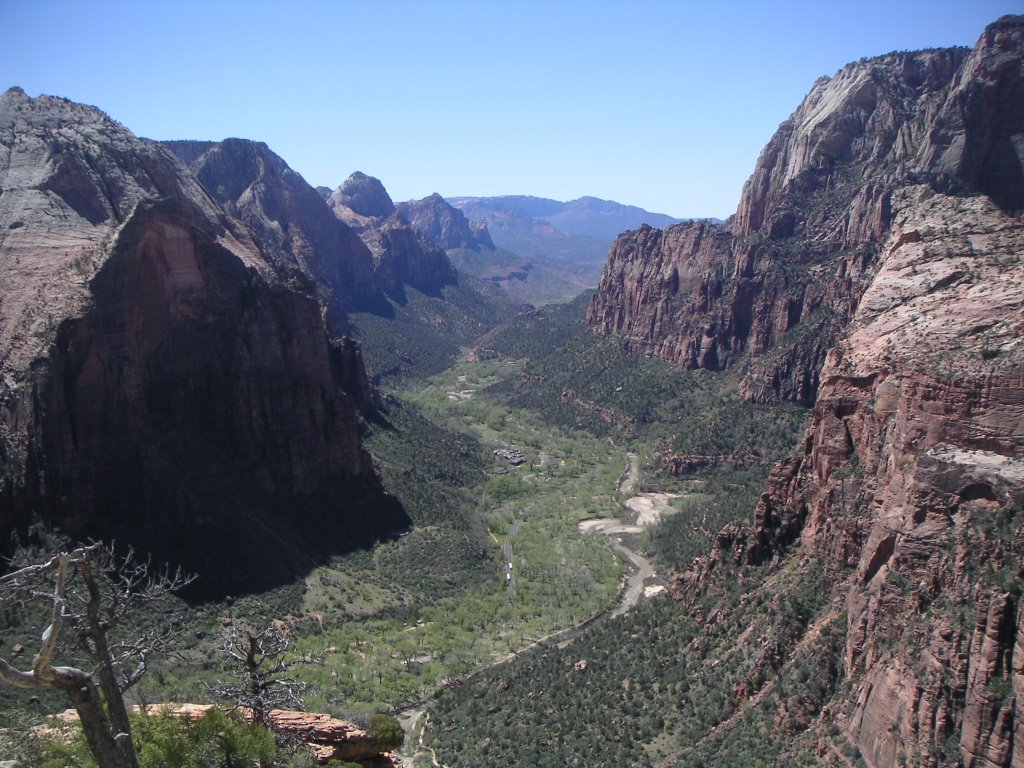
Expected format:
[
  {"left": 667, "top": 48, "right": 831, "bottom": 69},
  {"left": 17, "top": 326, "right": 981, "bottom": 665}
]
[
  {"left": 588, "top": 16, "right": 1024, "bottom": 405},
  {"left": 668, "top": 17, "right": 1024, "bottom": 768},
  {"left": 0, "top": 88, "right": 406, "bottom": 593},
  {"left": 765, "top": 190, "right": 1024, "bottom": 768}
]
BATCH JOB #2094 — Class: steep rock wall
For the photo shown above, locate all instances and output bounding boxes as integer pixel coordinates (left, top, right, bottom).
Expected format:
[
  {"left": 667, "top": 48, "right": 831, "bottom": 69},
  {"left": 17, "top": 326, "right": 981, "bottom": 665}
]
[
  {"left": 763, "top": 190, "right": 1024, "bottom": 768},
  {"left": 587, "top": 220, "right": 870, "bottom": 404},
  {"left": 0, "top": 89, "right": 403, "bottom": 593},
  {"left": 676, "top": 187, "right": 1023, "bottom": 767},
  {"left": 588, "top": 18, "right": 1023, "bottom": 405},
  {"left": 167, "top": 138, "right": 379, "bottom": 344}
]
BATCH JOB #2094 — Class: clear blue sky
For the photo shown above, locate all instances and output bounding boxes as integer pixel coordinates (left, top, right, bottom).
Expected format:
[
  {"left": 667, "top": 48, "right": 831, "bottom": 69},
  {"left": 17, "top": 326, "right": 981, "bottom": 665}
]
[{"left": 2, "top": 1, "right": 1019, "bottom": 218}]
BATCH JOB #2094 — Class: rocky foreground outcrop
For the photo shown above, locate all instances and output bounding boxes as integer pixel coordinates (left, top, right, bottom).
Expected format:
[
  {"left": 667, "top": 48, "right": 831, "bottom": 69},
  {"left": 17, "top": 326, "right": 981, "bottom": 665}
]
[
  {"left": 0, "top": 88, "right": 406, "bottom": 593},
  {"left": 588, "top": 16, "right": 1024, "bottom": 406},
  {"left": 268, "top": 709, "right": 405, "bottom": 766},
  {"left": 667, "top": 17, "right": 1023, "bottom": 768}
]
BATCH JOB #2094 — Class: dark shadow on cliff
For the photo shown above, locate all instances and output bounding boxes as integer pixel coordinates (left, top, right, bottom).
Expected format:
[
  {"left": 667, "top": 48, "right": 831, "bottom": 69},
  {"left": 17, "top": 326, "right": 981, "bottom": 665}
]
[
  {"left": 1, "top": 473, "right": 412, "bottom": 604},
  {"left": 348, "top": 274, "right": 457, "bottom": 318},
  {"left": 983, "top": 134, "right": 1024, "bottom": 213},
  {"left": 141, "top": 476, "right": 411, "bottom": 603},
  {"left": 407, "top": 273, "right": 457, "bottom": 299},
  {"left": 349, "top": 290, "right": 398, "bottom": 318}
]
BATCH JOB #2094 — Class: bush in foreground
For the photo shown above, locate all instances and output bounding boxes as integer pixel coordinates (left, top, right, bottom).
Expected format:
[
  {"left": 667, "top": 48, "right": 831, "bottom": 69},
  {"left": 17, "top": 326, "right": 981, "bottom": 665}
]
[{"left": 18, "top": 708, "right": 303, "bottom": 768}]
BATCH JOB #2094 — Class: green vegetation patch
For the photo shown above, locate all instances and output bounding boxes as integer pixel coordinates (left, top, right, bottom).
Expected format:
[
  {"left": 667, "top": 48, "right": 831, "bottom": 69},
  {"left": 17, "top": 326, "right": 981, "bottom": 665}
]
[
  {"left": 428, "top": 556, "right": 848, "bottom": 768},
  {"left": 350, "top": 276, "right": 521, "bottom": 383},
  {"left": 485, "top": 325, "right": 809, "bottom": 468}
]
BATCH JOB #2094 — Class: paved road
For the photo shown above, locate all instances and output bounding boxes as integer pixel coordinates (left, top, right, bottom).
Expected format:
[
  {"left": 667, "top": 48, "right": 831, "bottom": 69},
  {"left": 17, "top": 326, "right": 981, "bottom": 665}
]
[{"left": 503, "top": 519, "right": 522, "bottom": 598}]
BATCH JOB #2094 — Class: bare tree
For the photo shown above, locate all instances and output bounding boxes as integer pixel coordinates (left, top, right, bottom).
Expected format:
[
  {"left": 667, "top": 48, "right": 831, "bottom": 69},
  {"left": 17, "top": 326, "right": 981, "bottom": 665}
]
[
  {"left": 212, "top": 624, "right": 320, "bottom": 729},
  {"left": 0, "top": 542, "right": 193, "bottom": 768}
]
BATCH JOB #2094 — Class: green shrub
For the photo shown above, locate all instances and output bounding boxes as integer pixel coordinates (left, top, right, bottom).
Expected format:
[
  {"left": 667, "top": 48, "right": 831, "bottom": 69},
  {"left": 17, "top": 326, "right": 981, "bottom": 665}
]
[
  {"left": 135, "top": 708, "right": 282, "bottom": 768},
  {"left": 16, "top": 708, "right": 286, "bottom": 768},
  {"left": 368, "top": 712, "right": 405, "bottom": 750}
]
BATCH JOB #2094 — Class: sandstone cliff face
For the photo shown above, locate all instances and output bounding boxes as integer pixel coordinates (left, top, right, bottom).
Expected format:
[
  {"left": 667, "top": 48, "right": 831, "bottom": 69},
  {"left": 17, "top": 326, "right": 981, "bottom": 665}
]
[
  {"left": 166, "top": 139, "right": 378, "bottom": 343},
  {"left": 763, "top": 189, "right": 1024, "bottom": 768},
  {"left": 397, "top": 193, "right": 494, "bottom": 251},
  {"left": 589, "top": 216, "right": 873, "bottom": 404},
  {"left": 0, "top": 89, "right": 404, "bottom": 592},
  {"left": 326, "top": 175, "right": 455, "bottom": 292},
  {"left": 669, "top": 19, "right": 1024, "bottom": 766},
  {"left": 673, "top": 193, "right": 1024, "bottom": 768},
  {"left": 364, "top": 215, "right": 455, "bottom": 293},
  {"left": 588, "top": 20, "right": 1023, "bottom": 405}
]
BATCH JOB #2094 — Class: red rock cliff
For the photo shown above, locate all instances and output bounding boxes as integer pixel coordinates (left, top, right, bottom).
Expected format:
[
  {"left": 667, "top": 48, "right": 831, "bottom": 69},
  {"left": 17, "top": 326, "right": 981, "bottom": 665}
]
[
  {"left": 0, "top": 89, "right": 406, "bottom": 593},
  {"left": 757, "top": 188, "right": 1024, "bottom": 768},
  {"left": 588, "top": 20, "right": 1024, "bottom": 405},
  {"left": 669, "top": 17, "right": 1024, "bottom": 767}
]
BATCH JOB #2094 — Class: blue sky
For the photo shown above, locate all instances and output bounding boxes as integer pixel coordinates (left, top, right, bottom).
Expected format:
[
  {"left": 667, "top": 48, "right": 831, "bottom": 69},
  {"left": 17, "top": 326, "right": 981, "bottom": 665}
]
[{"left": 2, "top": 1, "right": 1019, "bottom": 218}]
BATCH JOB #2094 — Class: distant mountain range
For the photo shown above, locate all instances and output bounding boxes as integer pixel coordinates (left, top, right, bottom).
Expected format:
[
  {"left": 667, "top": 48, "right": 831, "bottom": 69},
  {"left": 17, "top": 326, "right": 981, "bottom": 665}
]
[
  {"left": 447, "top": 195, "right": 691, "bottom": 267},
  {"left": 451, "top": 194, "right": 682, "bottom": 240}
]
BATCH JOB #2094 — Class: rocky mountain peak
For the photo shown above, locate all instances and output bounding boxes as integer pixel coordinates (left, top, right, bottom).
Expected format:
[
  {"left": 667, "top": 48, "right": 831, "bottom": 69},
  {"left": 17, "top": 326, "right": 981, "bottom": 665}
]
[
  {"left": 0, "top": 88, "right": 220, "bottom": 231},
  {"left": 732, "top": 46, "right": 970, "bottom": 240},
  {"left": 321, "top": 176, "right": 456, "bottom": 293},
  {"left": 331, "top": 171, "right": 396, "bottom": 219},
  {"left": 924, "top": 14, "right": 1024, "bottom": 212},
  {"left": 168, "top": 138, "right": 379, "bottom": 331},
  {"left": 173, "top": 137, "right": 279, "bottom": 201},
  {"left": 397, "top": 193, "right": 494, "bottom": 251},
  {"left": 734, "top": 15, "right": 1024, "bottom": 242}
]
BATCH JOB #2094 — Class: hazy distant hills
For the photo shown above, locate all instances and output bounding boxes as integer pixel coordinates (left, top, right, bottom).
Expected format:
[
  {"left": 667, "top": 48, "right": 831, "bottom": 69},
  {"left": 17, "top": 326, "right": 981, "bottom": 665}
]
[
  {"left": 448, "top": 194, "right": 683, "bottom": 240},
  {"left": 448, "top": 194, "right": 688, "bottom": 267}
]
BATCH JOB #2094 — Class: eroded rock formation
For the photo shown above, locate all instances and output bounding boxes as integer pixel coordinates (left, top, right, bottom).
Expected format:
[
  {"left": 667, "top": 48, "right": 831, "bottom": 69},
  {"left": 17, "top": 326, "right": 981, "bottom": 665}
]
[
  {"left": 326, "top": 174, "right": 455, "bottom": 292},
  {"left": 588, "top": 16, "right": 1024, "bottom": 406},
  {"left": 667, "top": 17, "right": 1024, "bottom": 767},
  {"left": 0, "top": 88, "right": 406, "bottom": 593},
  {"left": 331, "top": 170, "right": 397, "bottom": 220},
  {"left": 397, "top": 192, "right": 494, "bottom": 251},
  {"left": 51, "top": 705, "right": 407, "bottom": 767},
  {"left": 760, "top": 189, "right": 1024, "bottom": 768},
  {"left": 166, "top": 139, "right": 378, "bottom": 338}
]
